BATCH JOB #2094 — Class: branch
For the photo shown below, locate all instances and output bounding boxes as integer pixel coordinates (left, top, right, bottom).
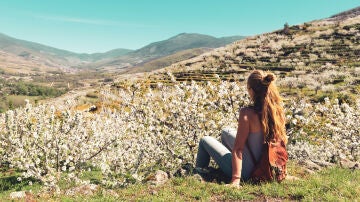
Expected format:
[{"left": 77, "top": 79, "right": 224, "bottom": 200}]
[{"left": 85, "top": 138, "right": 117, "bottom": 161}]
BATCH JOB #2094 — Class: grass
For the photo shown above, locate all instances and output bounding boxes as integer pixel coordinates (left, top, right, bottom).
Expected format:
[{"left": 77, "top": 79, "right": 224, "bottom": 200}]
[
  {"left": 278, "top": 84, "right": 359, "bottom": 105},
  {"left": 0, "top": 95, "right": 42, "bottom": 113},
  {"left": 1, "top": 162, "right": 359, "bottom": 201},
  {"left": 0, "top": 169, "right": 42, "bottom": 199}
]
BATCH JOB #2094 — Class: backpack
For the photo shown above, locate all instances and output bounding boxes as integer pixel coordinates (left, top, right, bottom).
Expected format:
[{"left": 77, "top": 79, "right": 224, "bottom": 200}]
[{"left": 246, "top": 138, "right": 288, "bottom": 183}]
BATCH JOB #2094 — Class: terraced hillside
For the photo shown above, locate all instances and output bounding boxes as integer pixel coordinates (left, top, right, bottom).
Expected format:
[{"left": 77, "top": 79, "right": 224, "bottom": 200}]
[{"left": 145, "top": 9, "right": 360, "bottom": 94}]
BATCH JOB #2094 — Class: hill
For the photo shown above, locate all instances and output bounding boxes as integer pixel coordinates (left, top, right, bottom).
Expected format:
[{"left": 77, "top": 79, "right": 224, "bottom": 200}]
[
  {"left": 330, "top": 6, "right": 360, "bottom": 21},
  {"left": 125, "top": 47, "right": 212, "bottom": 74},
  {"left": 0, "top": 32, "right": 244, "bottom": 74},
  {"left": 84, "top": 33, "right": 246, "bottom": 71},
  {"left": 146, "top": 9, "right": 359, "bottom": 100},
  {"left": 0, "top": 33, "right": 133, "bottom": 74},
  {"left": 131, "top": 33, "right": 245, "bottom": 57}
]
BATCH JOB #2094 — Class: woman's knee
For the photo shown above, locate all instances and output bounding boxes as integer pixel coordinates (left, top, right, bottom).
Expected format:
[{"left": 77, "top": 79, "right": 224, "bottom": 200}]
[
  {"left": 221, "top": 127, "right": 235, "bottom": 142},
  {"left": 199, "top": 136, "right": 220, "bottom": 149},
  {"left": 200, "top": 136, "right": 214, "bottom": 144}
]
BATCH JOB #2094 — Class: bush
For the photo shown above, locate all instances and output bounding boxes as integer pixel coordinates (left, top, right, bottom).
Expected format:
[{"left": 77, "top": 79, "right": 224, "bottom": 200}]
[{"left": 10, "top": 82, "right": 66, "bottom": 97}]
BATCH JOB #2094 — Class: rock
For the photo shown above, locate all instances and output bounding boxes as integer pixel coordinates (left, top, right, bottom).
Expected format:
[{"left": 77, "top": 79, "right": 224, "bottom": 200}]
[
  {"left": 147, "top": 170, "right": 169, "bottom": 186},
  {"left": 286, "top": 175, "right": 300, "bottom": 181},
  {"left": 311, "top": 160, "right": 335, "bottom": 168},
  {"left": 102, "top": 189, "right": 119, "bottom": 198},
  {"left": 303, "top": 168, "right": 316, "bottom": 174},
  {"left": 65, "top": 184, "right": 99, "bottom": 196},
  {"left": 339, "top": 158, "right": 359, "bottom": 169},
  {"left": 351, "top": 163, "right": 360, "bottom": 170},
  {"left": 193, "top": 174, "right": 205, "bottom": 182},
  {"left": 10, "top": 191, "right": 26, "bottom": 199},
  {"left": 174, "top": 163, "right": 195, "bottom": 177},
  {"left": 174, "top": 168, "right": 187, "bottom": 177},
  {"left": 9, "top": 191, "right": 35, "bottom": 201},
  {"left": 298, "top": 160, "right": 322, "bottom": 171}
]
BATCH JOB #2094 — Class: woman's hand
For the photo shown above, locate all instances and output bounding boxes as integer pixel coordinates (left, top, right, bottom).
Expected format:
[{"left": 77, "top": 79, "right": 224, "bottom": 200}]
[
  {"left": 226, "top": 180, "right": 241, "bottom": 188},
  {"left": 226, "top": 178, "right": 241, "bottom": 188}
]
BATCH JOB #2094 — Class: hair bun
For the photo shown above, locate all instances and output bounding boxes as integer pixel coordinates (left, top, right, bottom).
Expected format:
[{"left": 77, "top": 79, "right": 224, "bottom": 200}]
[{"left": 263, "top": 73, "right": 275, "bottom": 85}]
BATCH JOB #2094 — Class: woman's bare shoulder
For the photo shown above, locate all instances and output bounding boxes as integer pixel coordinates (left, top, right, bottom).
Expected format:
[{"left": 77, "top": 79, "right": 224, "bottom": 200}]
[
  {"left": 239, "top": 106, "right": 258, "bottom": 115},
  {"left": 240, "top": 107, "right": 261, "bottom": 131},
  {"left": 239, "top": 107, "right": 260, "bottom": 123}
]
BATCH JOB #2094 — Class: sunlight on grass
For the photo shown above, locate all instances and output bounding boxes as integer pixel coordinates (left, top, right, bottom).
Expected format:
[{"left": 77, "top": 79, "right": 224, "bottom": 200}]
[{"left": 1, "top": 163, "right": 359, "bottom": 201}]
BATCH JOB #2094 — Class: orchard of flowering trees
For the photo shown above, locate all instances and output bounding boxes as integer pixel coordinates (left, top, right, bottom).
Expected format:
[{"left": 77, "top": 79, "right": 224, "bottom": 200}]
[{"left": 0, "top": 78, "right": 359, "bottom": 190}]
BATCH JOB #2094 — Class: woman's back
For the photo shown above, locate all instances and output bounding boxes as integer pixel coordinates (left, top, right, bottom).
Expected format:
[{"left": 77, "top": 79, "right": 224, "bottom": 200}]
[
  {"left": 241, "top": 131, "right": 263, "bottom": 180},
  {"left": 245, "top": 107, "right": 262, "bottom": 134}
]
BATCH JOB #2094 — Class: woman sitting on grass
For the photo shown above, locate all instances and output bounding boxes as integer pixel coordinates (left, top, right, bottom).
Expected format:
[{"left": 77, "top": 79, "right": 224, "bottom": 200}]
[{"left": 195, "top": 70, "right": 287, "bottom": 186}]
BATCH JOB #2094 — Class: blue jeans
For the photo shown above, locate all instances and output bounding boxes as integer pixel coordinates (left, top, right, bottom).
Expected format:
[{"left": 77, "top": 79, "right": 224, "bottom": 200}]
[{"left": 195, "top": 127, "right": 263, "bottom": 180}]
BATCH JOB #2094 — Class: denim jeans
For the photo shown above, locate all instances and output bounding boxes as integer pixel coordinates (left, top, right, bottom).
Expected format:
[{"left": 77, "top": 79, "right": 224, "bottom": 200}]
[{"left": 195, "top": 127, "right": 263, "bottom": 180}]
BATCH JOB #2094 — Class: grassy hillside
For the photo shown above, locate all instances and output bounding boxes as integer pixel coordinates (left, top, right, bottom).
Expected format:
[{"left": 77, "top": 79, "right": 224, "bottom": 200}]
[
  {"left": 125, "top": 47, "right": 212, "bottom": 73},
  {"left": 85, "top": 48, "right": 133, "bottom": 61},
  {"left": 131, "top": 33, "right": 245, "bottom": 57},
  {"left": 146, "top": 11, "right": 360, "bottom": 102},
  {"left": 86, "top": 33, "right": 246, "bottom": 71}
]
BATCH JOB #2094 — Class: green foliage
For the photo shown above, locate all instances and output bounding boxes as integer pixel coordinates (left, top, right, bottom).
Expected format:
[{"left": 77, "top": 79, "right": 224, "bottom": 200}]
[
  {"left": 10, "top": 81, "right": 66, "bottom": 97},
  {"left": 0, "top": 169, "right": 42, "bottom": 198},
  {"left": 0, "top": 79, "right": 67, "bottom": 111}
]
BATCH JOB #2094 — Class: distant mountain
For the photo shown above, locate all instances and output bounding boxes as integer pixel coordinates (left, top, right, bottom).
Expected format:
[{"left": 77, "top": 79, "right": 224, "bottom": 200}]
[
  {"left": 87, "top": 33, "right": 246, "bottom": 71},
  {"left": 131, "top": 33, "right": 245, "bottom": 57},
  {"left": 0, "top": 33, "right": 80, "bottom": 69},
  {"left": 126, "top": 47, "right": 212, "bottom": 74},
  {"left": 85, "top": 48, "right": 133, "bottom": 61},
  {"left": 0, "top": 33, "right": 133, "bottom": 74},
  {"left": 0, "top": 32, "right": 245, "bottom": 74}
]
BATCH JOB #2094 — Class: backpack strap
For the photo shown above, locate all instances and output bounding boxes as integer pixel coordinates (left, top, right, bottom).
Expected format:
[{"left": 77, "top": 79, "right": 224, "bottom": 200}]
[{"left": 246, "top": 140, "right": 257, "bottom": 165}]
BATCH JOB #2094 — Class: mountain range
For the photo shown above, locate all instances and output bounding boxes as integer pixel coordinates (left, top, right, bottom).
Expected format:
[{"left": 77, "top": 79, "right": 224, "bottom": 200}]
[{"left": 0, "top": 32, "right": 245, "bottom": 75}]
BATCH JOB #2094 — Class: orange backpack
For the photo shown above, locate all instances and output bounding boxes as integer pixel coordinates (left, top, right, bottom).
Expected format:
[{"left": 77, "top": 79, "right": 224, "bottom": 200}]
[{"left": 246, "top": 138, "right": 288, "bottom": 183}]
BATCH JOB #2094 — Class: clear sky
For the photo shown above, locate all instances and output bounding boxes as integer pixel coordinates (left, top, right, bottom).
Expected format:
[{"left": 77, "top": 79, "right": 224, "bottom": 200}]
[{"left": 0, "top": 0, "right": 358, "bottom": 53}]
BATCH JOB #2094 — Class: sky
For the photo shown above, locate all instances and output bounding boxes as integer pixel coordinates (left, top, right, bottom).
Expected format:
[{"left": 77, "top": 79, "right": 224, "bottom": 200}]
[{"left": 0, "top": 0, "right": 359, "bottom": 53}]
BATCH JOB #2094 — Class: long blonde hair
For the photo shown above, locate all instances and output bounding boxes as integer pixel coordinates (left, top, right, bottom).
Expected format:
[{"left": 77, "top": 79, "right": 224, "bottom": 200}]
[{"left": 247, "top": 70, "right": 287, "bottom": 143}]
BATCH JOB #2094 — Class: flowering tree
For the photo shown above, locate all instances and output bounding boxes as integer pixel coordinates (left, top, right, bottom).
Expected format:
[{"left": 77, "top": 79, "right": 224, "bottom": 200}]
[{"left": 0, "top": 79, "right": 359, "bottom": 189}]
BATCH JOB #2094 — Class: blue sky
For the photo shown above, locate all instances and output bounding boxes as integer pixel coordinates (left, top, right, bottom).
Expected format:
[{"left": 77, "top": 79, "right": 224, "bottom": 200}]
[{"left": 0, "top": 0, "right": 358, "bottom": 53}]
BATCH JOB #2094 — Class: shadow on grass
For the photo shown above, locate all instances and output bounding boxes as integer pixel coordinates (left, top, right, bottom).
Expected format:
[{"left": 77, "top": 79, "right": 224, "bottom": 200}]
[
  {"left": 174, "top": 163, "right": 231, "bottom": 184},
  {"left": 196, "top": 167, "right": 231, "bottom": 184},
  {"left": 0, "top": 175, "right": 38, "bottom": 192}
]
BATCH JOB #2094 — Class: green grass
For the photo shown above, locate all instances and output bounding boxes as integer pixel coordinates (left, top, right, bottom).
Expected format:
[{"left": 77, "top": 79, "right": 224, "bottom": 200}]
[
  {"left": 1, "top": 164, "right": 359, "bottom": 201},
  {"left": 278, "top": 84, "right": 359, "bottom": 105},
  {"left": 0, "top": 95, "right": 42, "bottom": 112},
  {"left": 0, "top": 169, "right": 42, "bottom": 199}
]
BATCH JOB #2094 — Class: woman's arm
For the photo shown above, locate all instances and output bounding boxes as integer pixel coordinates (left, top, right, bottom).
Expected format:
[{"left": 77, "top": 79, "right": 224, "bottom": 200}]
[{"left": 230, "top": 108, "right": 250, "bottom": 185}]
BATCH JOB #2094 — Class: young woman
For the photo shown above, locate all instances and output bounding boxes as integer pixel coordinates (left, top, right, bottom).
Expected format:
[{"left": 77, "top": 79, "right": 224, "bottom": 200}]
[{"left": 195, "top": 70, "right": 287, "bottom": 186}]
